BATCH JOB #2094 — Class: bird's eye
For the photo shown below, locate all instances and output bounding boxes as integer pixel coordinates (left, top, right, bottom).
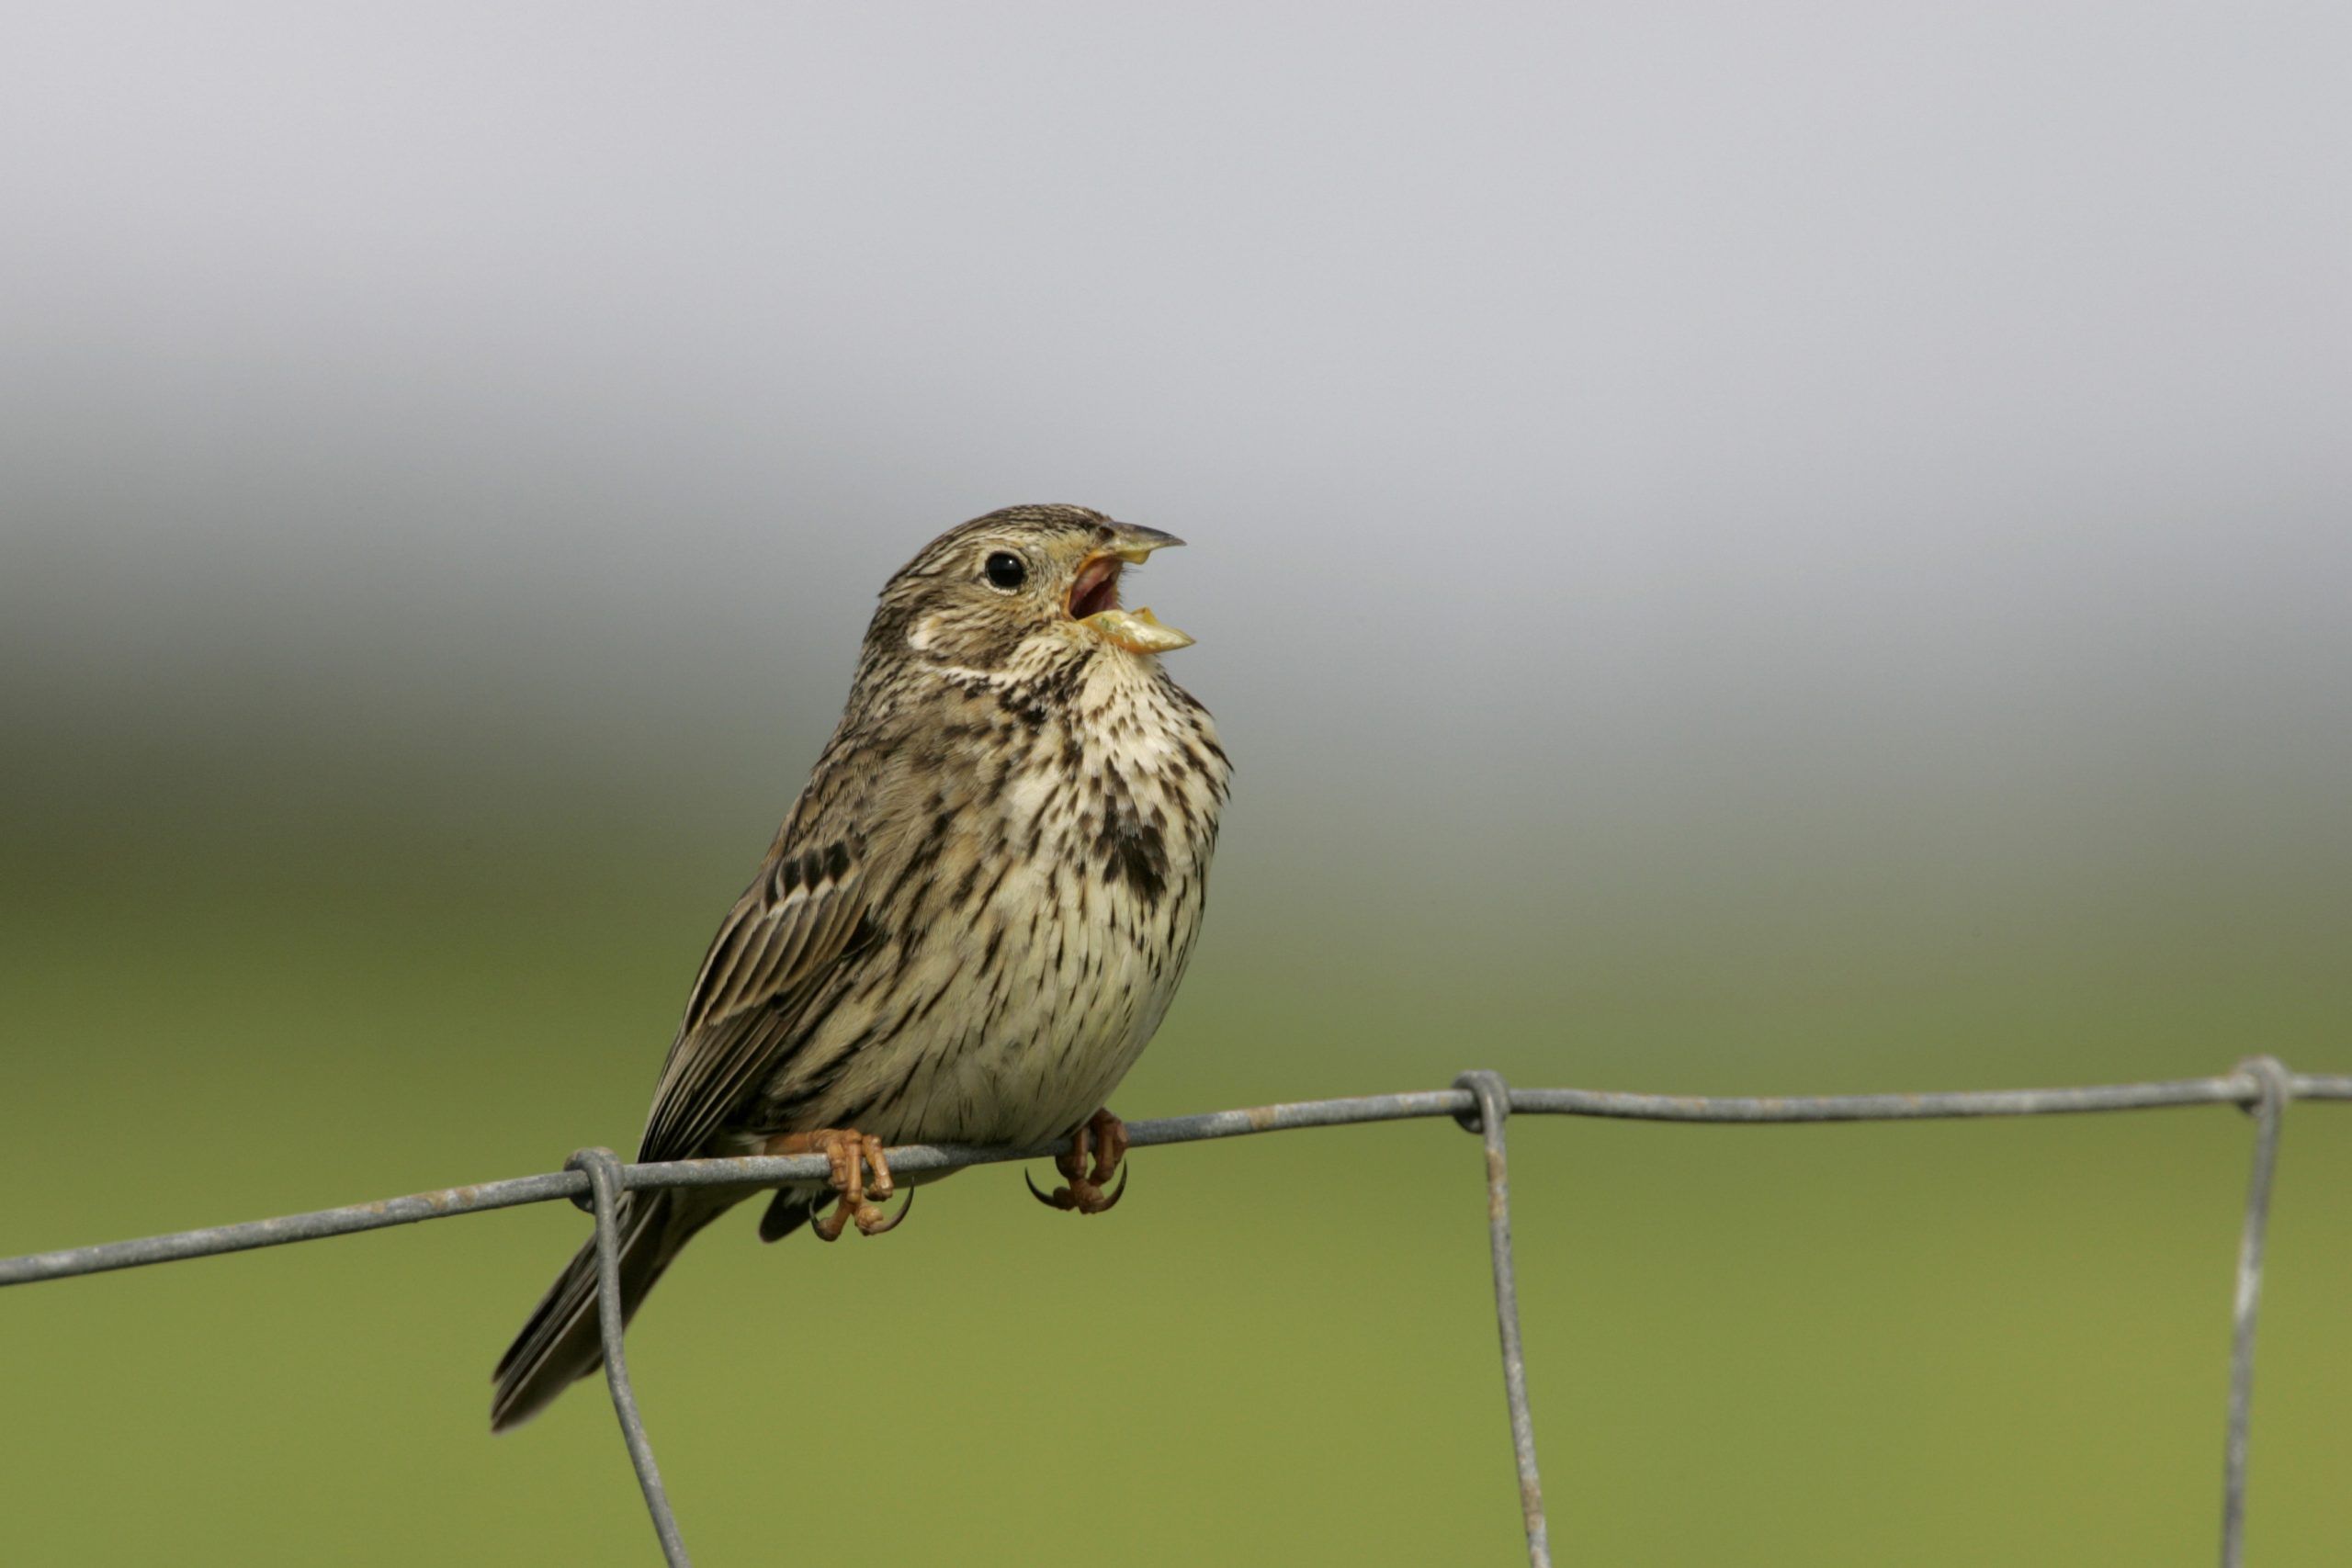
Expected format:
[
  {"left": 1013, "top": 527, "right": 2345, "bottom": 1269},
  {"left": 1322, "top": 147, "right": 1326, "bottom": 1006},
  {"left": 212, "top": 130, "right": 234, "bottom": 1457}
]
[{"left": 983, "top": 551, "right": 1027, "bottom": 591}]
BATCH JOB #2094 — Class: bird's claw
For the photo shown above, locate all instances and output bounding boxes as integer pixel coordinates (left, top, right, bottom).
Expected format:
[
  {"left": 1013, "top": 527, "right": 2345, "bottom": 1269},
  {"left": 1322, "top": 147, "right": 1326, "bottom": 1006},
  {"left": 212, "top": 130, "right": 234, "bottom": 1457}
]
[
  {"left": 1026, "top": 1163, "right": 1127, "bottom": 1213},
  {"left": 844, "top": 1185, "right": 913, "bottom": 1236},
  {"left": 1027, "top": 1109, "right": 1130, "bottom": 1215},
  {"left": 764, "top": 1128, "right": 905, "bottom": 1242}
]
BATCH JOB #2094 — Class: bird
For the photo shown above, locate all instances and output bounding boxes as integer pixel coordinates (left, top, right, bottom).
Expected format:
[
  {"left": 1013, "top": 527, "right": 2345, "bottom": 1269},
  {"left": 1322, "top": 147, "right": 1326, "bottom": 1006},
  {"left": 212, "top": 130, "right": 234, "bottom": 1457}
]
[{"left": 491, "top": 504, "right": 1229, "bottom": 1430}]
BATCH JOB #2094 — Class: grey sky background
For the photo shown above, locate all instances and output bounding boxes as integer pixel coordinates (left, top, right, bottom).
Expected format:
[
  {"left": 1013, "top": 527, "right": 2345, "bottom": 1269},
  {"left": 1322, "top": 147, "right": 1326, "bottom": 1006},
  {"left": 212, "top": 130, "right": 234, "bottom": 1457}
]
[{"left": 5, "top": 4, "right": 2348, "bottom": 1052}]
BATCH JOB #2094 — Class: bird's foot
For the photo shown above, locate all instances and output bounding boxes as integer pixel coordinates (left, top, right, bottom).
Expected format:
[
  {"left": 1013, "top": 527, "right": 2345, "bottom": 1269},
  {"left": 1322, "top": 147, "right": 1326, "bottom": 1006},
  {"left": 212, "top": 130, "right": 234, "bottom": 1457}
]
[
  {"left": 766, "top": 1128, "right": 908, "bottom": 1240},
  {"left": 1027, "top": 1108, "right": 1129, "bottom": 1214}
]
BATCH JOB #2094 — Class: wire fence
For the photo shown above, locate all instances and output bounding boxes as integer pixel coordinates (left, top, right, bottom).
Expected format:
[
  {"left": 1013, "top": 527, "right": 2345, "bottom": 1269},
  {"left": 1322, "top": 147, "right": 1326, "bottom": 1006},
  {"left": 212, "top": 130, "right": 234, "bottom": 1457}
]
[{"left": 2, "top": 1058, "right": 2344, "bottom": 1566}]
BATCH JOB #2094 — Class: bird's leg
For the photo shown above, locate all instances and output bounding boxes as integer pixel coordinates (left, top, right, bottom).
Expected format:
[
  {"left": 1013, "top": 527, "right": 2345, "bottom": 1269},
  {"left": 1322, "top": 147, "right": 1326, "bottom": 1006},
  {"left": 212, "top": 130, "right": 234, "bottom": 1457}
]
[
  {"left": 1026, "top": 1108, "right": 1129, "bottom": 1214},
  {"left": 766, "top": 1128, "right": 907, "bottom": 1240},
  {"left": 1085, "top": 1107, "right": 1127, "bottom": 1188}
]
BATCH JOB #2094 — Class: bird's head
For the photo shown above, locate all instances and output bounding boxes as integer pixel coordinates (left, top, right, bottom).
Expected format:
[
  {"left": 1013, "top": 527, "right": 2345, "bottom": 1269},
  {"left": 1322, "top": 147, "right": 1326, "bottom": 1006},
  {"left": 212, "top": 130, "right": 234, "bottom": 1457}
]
[{"left": 871, "top": 504, "right": 1194, "bottom": 676}]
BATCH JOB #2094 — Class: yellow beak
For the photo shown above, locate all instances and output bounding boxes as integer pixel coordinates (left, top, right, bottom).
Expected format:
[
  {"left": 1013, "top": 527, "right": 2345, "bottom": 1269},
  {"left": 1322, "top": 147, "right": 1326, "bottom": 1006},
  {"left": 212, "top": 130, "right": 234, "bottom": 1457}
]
[
  {"left": 1078, "top": 525, "right": 1194, "bottom": 652},
  {"left": 1105, "top": 524, "right": 1186, "bottom": 564},
  {"left": 1082, "top": 604, "right": 1196, "bottom": 654}
]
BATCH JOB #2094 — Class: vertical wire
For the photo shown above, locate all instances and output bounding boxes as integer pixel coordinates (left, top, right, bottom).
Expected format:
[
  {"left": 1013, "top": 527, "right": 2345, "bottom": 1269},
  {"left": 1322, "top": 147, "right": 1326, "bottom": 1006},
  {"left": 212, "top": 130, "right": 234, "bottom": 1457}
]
[
  {"left": 2219, "top": 1059, "right": 2290, "bottom": 1568},
  {"left": 1456, "top": 1072, "right": 1553, "bottom": 1568},
  {"left": 569, "top": 1148, "right": 693, "bottom": 1568}
]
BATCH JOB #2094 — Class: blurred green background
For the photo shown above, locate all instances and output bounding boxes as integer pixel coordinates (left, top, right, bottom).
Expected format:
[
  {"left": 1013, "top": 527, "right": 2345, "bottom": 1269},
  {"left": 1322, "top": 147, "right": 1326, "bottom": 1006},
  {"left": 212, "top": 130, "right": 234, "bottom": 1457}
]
[
  {"left": 5, "top": 5, "right": 2350, "bottom": 1564},
  {"left": 5, "top": 734, "right": 2348, "bottom": 1565}
]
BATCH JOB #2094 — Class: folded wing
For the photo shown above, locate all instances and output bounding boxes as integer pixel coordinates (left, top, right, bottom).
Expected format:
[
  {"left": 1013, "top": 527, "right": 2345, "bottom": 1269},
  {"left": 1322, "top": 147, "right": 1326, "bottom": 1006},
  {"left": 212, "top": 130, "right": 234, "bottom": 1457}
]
[{"left": 635, "top": 837, "right": 866, "bottom": 1164}]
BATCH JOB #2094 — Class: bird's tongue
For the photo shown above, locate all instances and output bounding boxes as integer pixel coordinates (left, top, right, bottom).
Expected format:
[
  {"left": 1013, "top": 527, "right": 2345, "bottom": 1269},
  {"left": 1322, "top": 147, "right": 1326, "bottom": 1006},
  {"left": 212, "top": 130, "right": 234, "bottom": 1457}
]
[
  {"left": 1069, "top": 556, "right": 1121, "bottom": 620},
  {"left": 1071, "top": 551, "right": 1194, "bottom": 653}
]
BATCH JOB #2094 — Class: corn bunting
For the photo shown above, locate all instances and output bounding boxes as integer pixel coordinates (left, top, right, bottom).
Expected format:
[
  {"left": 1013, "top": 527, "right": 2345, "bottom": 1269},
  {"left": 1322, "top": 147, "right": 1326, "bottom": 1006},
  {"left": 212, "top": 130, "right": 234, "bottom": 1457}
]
[{"left": 492, "top": 504, "right": 1228, "bottom": 1429}]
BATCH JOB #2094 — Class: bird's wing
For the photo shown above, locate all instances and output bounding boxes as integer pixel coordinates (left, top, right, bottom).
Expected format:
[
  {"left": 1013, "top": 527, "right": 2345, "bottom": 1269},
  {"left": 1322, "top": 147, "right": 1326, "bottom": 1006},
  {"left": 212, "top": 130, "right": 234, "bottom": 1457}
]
[{"left": 635, "top": 836, "right": 867, "bottom": 1165}]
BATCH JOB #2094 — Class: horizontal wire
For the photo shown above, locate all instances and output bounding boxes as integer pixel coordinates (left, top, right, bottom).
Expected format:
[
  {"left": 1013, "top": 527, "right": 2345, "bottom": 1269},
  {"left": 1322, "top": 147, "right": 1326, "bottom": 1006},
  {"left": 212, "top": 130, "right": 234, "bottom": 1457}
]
[{"left": 5, "top": 1069, "right": 2346, "bottom": 1290}]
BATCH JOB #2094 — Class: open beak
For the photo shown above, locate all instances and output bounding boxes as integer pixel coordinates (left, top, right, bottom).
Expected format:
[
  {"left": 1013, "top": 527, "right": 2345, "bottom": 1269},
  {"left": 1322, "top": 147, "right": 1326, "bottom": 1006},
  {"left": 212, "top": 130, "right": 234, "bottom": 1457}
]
[{"left": 1069, "top": 525, "right": 1195, "bottom": 654}]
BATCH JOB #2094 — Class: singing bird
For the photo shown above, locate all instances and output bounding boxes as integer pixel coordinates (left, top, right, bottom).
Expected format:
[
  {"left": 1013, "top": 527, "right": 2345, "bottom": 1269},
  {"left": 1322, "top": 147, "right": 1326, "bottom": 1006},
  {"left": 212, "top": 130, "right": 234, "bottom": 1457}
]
[{"left": 492, "top": 505, "right": 1229, "bottom": 1430}]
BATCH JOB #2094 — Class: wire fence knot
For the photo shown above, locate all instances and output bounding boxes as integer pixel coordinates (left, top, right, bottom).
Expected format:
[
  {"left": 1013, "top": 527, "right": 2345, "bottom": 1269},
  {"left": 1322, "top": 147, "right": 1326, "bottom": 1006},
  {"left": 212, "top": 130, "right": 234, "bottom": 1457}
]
[
  {"left": 2233, "top": 1055, "right": 2292, "bottom": 1120},
  {"left": 1453, "top": 1069, "right": 1511, "bottom": 1134},
  {"left": 565, "top": 1147, "right": 622, "bottom": 1213}
]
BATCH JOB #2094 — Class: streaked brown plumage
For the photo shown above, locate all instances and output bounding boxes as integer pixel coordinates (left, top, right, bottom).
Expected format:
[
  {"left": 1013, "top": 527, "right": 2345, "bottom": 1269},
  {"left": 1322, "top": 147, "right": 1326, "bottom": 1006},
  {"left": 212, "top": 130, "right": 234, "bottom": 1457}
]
[{"left": 492, "top": 505, "right": 1229, "bottom": 1430}]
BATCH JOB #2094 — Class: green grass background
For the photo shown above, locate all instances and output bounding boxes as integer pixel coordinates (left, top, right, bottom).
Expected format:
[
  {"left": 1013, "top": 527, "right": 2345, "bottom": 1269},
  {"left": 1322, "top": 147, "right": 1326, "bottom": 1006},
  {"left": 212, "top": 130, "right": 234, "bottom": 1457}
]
[{"left": 3, "top": 789, "right": 2346, "bottom": 1566}]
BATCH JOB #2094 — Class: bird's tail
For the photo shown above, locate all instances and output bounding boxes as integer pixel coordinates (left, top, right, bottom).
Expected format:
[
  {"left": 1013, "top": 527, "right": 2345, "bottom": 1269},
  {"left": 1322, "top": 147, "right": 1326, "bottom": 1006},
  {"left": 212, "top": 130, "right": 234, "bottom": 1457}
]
[{"left": 490, "top": 1189, "right": 728, "bottom": 1432}]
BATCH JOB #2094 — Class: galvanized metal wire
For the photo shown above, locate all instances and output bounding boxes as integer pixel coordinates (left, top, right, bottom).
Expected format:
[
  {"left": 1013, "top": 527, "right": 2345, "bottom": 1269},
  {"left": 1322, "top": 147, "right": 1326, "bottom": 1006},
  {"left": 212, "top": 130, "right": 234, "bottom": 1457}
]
[
  {"left": 1457, "top": 1071, "right": 1550, "bottom": 1568},
  {"left": 3, "top": 1060, "right": 2346, "bottom": 1563},
  {"left": 570, "top": 1147, "right": 692, "bottom": 1568},
  {"left": 2220, "top": 1056, "right": 2292, "bottom": 1568}
]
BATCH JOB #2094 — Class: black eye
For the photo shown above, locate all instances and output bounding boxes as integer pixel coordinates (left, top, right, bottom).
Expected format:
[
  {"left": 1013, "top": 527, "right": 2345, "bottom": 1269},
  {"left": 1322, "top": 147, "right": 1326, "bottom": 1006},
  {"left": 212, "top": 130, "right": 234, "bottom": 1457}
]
[{"left": 983, "top": 551, "right": 1027, "bottom": 591}]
